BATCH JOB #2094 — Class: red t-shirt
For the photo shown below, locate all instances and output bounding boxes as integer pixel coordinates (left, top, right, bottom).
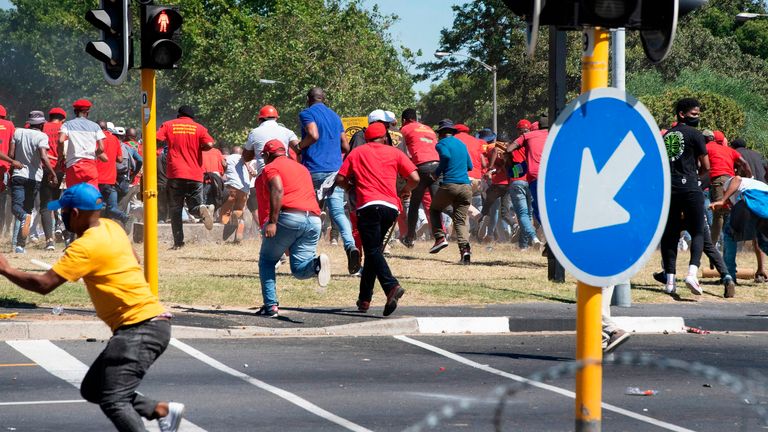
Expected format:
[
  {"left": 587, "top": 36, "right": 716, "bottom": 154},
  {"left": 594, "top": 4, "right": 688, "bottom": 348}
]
[
  {"left": 0, "top": 119, "right": 15, "bottom": 170},
  {"left": 400, "top": 121, "right": 439, "bottom": 165},
  {"left": 338, "top": 142, "right": 417, "bottom": 210},
  {"left": 485, "top": 146, "right": 509, "bottom": 185},
  {"left": 509, "top": 146, "right": 527, "bottom": 182},
  {"left": 706, "top": 141, "right": 741, "bottom": 178},
  {"left": 202, "top": 147, "right": 224, "bottom": 175},
  {"left": 514, "top": 129, "right": 548, "bottom": 182},
  {"left": 97, "top": 131, "right": 121, "bottom": 185},
  {"left": 43, "top": 121, "right": 61, "bottom": 162},
  {"left": 455, "top": 132, "right": 485, "bottom": 179},
  {"left": 262, "top": 156, "right": 321, "bottom": 216},
  {"left": 157, "top": 117, "right": 215, "bottom": 182}
]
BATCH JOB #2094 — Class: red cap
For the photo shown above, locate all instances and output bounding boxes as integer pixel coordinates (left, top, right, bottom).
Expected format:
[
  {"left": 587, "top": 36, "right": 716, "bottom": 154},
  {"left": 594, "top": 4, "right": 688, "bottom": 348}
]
[
  {"left": 517, "top": 119, "right": 532, "bottom": 130},
  {"left": 365, "top": 122, "right": 388, "bottom": 141},
  {"left": 455, "top": 124, "right": 470, "bottom": 133},
  {"left": 714, "top": 130, "right": 725, "bottom": 144},
  {"left": 48, "top": 107, "right": 66, "bottom": 118},
  {"left": 258, "top": 105, "right": 279, "bottom": 119},
  {"left": 72, "top": 99, "right": 92, "bottom": 110},
  {"left": 261, "top": 139, "right": 286, "bottom": 157},
  {"left": 0, "top": 105, "right": 6, "bottom": 117}
]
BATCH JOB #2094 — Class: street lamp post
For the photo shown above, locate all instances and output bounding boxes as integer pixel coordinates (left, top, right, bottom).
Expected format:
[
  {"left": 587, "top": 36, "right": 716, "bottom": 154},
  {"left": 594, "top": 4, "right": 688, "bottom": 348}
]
[
  {"left": 736, "top": 12, "right": 768, "bottom": 22},
  {"left": 435, "top": 51, "right": 498, "bottom": 134}
]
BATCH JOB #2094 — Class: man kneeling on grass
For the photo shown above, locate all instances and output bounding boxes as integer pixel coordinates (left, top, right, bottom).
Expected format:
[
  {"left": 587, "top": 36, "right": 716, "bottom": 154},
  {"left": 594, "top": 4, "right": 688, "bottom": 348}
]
[
  {"left": 255, "top": 139, "right": 331, "bottom": 317},
  {"left": 0, "top": 183, "right": 184, "bottom": 432}
]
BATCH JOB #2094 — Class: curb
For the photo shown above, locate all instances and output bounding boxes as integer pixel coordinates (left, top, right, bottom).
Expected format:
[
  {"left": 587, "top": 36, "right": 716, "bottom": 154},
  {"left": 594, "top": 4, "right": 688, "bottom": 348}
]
[{"left": 0, "top": 316, "right": 688, "bottom": 341}]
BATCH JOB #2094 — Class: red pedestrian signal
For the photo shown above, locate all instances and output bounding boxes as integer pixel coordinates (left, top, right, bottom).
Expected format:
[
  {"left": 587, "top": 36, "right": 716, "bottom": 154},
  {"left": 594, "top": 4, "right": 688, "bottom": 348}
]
[{"left": 141, "top": 5, "right": 183, "bottom": 69}]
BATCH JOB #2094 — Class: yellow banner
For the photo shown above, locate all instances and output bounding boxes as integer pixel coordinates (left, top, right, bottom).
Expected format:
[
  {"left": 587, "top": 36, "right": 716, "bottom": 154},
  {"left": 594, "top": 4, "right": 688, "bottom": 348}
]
[{"left": 342, "top": 117, "right": 368, "bottom": 140}]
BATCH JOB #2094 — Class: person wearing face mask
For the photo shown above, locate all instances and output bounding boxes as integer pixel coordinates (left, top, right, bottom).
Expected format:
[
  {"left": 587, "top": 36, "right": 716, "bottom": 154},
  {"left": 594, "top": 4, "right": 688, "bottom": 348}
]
[{"left": 660, "top": 98, "right": 711, "bottom": 296}]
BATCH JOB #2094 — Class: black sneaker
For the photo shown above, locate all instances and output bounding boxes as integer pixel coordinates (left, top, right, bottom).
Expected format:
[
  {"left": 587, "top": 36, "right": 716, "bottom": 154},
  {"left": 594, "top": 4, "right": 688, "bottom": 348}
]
[
  {"left": 652, "top": 271, "right": 665, "bottom": 285},
  {"left": 346, "top": 247, "right": 361, "bottom": 274},
  {"left": 255, "top": 305, "right": 279, "bottom": 317},
  {"left": 383, "top": 285, "right": 405, "bottom": 316},
  {"left": 723, "top": 276, "right": 736, "bottom": 298},
  {"left": 460, "top": 247, "right": 471, "bottom": 265},
  {"left": 170, "top": 243, "right": 185, "bottom": 250},
  {"left": 399, "top": 237, "right": 414, "bottom": 248},
  {"left": 430, "top": 237, "right": 449, "bottom": 254}
]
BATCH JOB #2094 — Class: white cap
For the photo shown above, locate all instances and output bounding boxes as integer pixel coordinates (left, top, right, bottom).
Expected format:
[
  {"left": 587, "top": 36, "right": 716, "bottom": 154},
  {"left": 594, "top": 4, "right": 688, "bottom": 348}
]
[
  {"left": 368, "top": 109, "right": 390, "bottom": 124},
  {"left": 114, "top": 126, "right": 126, "bottom": 135},
  {"left": 384, "top": 111, "right": 396, "bottom": 123},
  {"left": 106, "top": 121, "right": 116, "bottom": 133}
]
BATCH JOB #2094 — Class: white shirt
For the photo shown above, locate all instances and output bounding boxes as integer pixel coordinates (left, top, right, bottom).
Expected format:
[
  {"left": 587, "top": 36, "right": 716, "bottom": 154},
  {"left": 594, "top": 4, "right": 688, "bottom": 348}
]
[
  {"left": 223, "top": 153, "right": 250, "bottom": 193},
  {"left": 244, "top": 120, "right": 298, "bottom": 175},
  {"left": 60, "top": 117, "right": 105, "bottom": 168},
  {"left": 725, "top": 176, "right": 768, "bottom": 205}
]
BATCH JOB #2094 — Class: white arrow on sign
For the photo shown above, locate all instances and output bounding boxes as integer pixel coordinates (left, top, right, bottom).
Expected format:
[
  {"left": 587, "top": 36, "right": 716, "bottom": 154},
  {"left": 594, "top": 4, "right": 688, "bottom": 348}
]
[{"left": 572, "top": 131, "right": 645, "bottom": 233}]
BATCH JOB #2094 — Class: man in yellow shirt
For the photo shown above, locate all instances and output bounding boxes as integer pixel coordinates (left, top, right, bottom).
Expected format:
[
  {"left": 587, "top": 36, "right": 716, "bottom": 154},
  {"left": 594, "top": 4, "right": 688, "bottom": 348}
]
[{"left": 0, "top": 183, "right": 184, "bottom": 432}]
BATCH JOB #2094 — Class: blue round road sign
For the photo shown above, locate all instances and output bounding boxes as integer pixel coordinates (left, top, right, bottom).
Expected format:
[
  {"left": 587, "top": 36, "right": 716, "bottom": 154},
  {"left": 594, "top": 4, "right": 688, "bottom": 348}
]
[{"left": 539, "top": 88, "right": 670, "bottom": 286}]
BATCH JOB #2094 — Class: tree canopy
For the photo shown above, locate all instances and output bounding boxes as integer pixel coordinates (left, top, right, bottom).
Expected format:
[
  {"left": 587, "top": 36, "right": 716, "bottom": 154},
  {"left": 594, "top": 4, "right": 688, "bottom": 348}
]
[
  {"left": 0, "top": 0, "right": 415, "bottom": 145},
  {"left": 419, "top": 0, "right": 768, "bottom": 153}
]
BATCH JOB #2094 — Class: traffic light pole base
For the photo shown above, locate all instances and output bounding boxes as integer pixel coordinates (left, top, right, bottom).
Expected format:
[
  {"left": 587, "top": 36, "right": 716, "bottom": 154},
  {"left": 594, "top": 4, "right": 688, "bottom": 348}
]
[{"left": 576, "top": 420, "right": 600, "bottom": 432}]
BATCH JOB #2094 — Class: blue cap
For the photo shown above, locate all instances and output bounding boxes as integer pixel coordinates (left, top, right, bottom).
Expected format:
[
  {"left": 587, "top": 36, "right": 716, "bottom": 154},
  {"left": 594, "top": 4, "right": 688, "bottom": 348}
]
[{"left": 47, "top": 183, "right": 104, "bottom": 211}]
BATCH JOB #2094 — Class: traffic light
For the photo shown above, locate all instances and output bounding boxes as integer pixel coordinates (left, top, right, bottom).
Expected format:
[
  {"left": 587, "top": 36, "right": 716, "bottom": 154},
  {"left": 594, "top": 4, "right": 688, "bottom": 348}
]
[
  {"left": 85, "top": 0, "right": 131, "bottom": 85},
  {"left": 502, "top": 0, "right": 707, "bottom": 62},
  {"left": 140, "top": 5, "right": 183, "bottom": 69}
]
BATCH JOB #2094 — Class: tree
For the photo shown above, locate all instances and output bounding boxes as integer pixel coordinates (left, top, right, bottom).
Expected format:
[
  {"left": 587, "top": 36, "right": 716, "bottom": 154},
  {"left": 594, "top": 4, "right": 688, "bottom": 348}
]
[{"left": 0, "top": 0, "right": 415, "bottom": 146}]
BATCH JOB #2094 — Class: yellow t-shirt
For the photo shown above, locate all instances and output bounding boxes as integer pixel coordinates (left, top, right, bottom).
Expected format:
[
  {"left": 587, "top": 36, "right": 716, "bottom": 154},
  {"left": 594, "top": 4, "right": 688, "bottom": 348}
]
[{"left": 52, "top": 219, "right": 165, "bottom": 332}]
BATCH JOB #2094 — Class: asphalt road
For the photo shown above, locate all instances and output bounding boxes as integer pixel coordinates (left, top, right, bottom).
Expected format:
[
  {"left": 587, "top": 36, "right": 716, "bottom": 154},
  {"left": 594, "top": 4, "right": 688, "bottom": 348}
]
[{"left": 2, "top": 333, "right": 767, "bottom": 431}]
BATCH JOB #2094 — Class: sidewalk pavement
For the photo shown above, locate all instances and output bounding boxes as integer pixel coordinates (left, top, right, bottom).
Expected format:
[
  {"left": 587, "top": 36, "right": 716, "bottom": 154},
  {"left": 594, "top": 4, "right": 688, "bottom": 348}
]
[{"left": 1, "top": 302, "right": 767, "bottom": 340}]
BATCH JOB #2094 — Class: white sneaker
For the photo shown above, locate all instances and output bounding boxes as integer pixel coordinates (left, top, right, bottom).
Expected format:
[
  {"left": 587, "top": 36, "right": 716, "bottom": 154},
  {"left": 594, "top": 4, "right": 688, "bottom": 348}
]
[
  {"left": 317, "top": 253, "right": 331, "bottom": 289},
  {"left": 199, "top": 205, "right": 214, "bottom": 230},
  {"left": 158, "top": 402, "right": 185, "bottom": 432},
  {"left": 685, "top": 275, "right": 703, "bottom": 295},
  {"left": 663, "top": 283, "right": 676, "bottom": 294},
  {"left": 678, "top": 238, "right": 689, "bottom": 251},
  {"left": 275, "top": 253, "right": 288, "bottom": 270}
]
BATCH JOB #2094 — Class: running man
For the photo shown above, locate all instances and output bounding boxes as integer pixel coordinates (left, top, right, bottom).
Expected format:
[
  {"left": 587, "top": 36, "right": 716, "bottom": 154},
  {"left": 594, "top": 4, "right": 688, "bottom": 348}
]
[{"left": 0, "top": 183, "right": 184, "bottom": 432}]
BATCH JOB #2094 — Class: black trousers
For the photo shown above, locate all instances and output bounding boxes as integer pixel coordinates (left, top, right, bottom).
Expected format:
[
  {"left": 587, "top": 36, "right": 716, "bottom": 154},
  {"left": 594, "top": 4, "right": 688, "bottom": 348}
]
[
  {"left": 80, "top": 319, "right": 170, "bottom": 432},
  {"left": 39, "top": 171, "right": 63, "bottom": 241},
  {"left": 406, "top": 161, "right": 439, "bottom": 239},
  {"left": 357, "top": 205, "right": 399, "bottom": 302},
  {"left": 661, "top": 190, "right": 705, "bottom": 274},
  {"left": 168, "top": 178, "right": 204, "bottom": 246}
]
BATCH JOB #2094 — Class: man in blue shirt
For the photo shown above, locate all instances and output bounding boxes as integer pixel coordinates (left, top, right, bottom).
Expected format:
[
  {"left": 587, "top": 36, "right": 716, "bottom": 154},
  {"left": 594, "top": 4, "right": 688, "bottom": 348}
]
[
  {"left": 295, "top": 87, "right": 360, "bottom": 274},
  {"left": 429, "top": 119, "right": 473, "bottom": 264}
]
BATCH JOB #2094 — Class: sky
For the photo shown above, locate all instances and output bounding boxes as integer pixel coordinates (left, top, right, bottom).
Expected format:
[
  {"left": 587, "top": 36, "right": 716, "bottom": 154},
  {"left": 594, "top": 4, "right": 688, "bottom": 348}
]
[
  {"left": 0, "top": 0, "right": 464, "bottom": 94},
  {"left": 360, "top": 0, "right": 467, "bottom": 95}
]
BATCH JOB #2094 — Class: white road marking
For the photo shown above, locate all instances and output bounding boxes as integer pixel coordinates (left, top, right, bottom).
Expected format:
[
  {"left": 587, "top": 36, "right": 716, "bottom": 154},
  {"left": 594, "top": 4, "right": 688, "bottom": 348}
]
[
  {"left": 6, "top": 340, "right": 206, "bottom": 431},
  {"left": 170, "top": 338, "right": 374, "bottom": 432},
  {"left": 0, "top": 399, "right": 87, "bottom": 406},
  {"left": 395, "top": 335, "right": 697, "bottom": 432}
]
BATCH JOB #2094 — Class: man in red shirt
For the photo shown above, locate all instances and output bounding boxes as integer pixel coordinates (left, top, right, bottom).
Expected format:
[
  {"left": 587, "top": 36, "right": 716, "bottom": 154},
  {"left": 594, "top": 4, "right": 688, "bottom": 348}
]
[
  {"left": 337, "top": 122, "right": 419, "bottom": 316},
  {"left": 156, "top": 105, "right": 216, "bottom": 249},
  {"left": 506, "top": 114, "right": 549, "bottom": 223},
  {"left": 0, "top": 104, "right": 20, "bottom": 238},
  {"left": 40, "top": 107, "right": 67, "bottom": 250},
  {"left": 97, "top": 121, "right": 128, "bottom": 226},
  {"left": 58, "top": 99, "right": 108, "bottom": 189},
  {"left": 201, "top": 143, "right": 224, "bottom": 209},
  {"left": 399, "top": 108, "right": 439, "bottom": 247},
  {"left": 476, "top": 138, "right": 516, "bottom": 241},
  {"left": 707, "top": 129, "right": 751, "bottom": 244},
  {"left": 256, "top": 140, "right": 330, "bottom": 318}
]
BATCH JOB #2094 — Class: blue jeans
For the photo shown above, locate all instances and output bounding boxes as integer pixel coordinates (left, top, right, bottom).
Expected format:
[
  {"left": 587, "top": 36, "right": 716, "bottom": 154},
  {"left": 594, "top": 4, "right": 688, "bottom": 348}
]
[
  {"left": 258, "top": 211, "right": 321, "bottom": 307},
  {"left": 11, "top": 176, "right": 39, "bottom": 248},
  {"left": 528, "top": 179, "right": 541, "bottom": 224},
  {"left": 311, "top": 171, "right": 355, "bottom": 251},
  {"left": 99, "top": 184, "right": 128, "bottom": 223},
  {"left": 510, "top": 180, "right": 537, "bottom": 247}
]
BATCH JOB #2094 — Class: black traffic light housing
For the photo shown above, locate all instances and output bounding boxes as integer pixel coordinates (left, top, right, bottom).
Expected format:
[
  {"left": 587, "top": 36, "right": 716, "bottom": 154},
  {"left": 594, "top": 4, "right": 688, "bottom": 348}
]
[
  {"left": 503, "top": 0, "right": 707, "bottom": 62},
  {"left": 85, "top": 0, "right": 131, "bottom": 85},
  {"left": 140, "top": 4, "right": 183, "bottom": 69}
]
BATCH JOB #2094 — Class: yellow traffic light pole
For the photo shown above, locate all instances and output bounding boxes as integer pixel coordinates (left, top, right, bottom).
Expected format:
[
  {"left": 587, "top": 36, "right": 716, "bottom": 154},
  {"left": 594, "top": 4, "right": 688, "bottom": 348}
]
[
  {"left": 575, "top": 27, "right": 609, "bottom": 432},
  {"left": 141, "top": 69, "right": 159, "bottom": 297}
]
